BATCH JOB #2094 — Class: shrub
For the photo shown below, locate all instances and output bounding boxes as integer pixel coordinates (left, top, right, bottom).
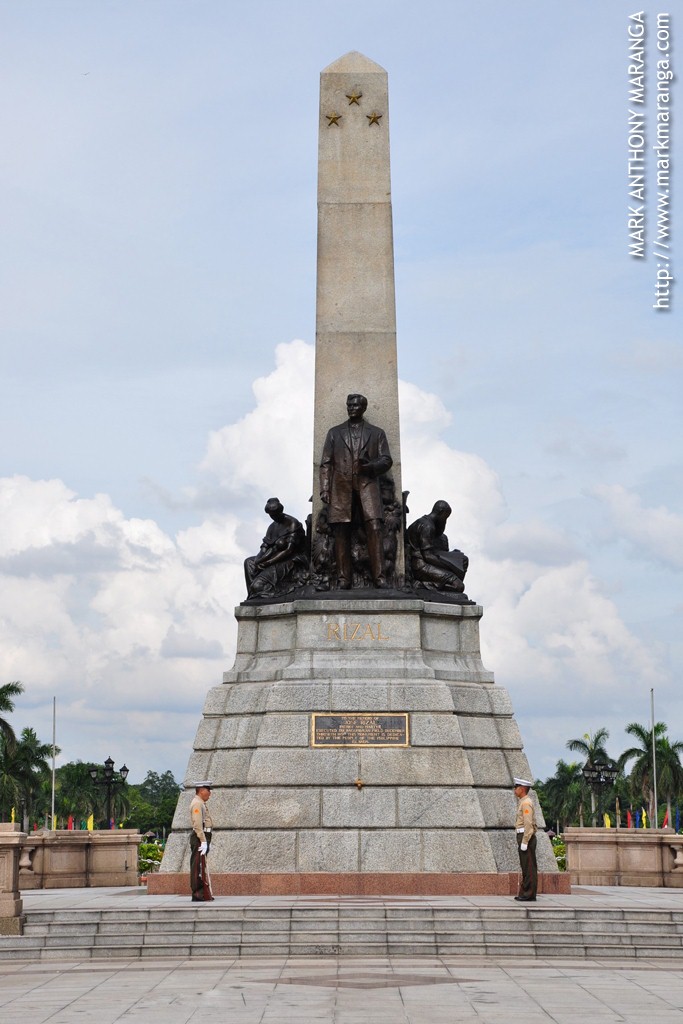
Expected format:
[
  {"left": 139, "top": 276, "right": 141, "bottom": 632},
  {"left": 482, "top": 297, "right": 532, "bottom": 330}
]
[
  {"left": 138, "top": 841, "right": 163, "bottom": 875},
  {"left": 551, "top": 836, "right": 566, "bottom": 871}
]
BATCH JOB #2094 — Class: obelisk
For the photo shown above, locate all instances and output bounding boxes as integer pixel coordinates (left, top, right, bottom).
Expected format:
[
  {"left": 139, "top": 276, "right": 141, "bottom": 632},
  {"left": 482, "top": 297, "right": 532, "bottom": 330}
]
[{"left": 313, "top": 53, "right": 402, "bottom": 571}]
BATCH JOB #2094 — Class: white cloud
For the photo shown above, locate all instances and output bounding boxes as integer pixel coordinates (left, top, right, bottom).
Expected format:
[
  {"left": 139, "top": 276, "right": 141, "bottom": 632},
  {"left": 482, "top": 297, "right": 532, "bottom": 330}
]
[
  {"left": 594, "top": 484, "right": 683, "bottom": 571},
  {"left": 200, "top": 338, "right": 314, "bottom": 509},
  {"left": 484, "top": 559, "right": 657, "bottom": 684},
  {"left": 0, "top": 476, "right": 246, "bottom": 777},
  {"left": 616, "top": 339, "right": 683, "bottom": 374},
  {"left": 399, "top": 380, "right": 507, "bottom": 553},
  {"left": 545, "top": 426, "right": 626, "bottom": 464},
  {"left": 483, "top": 520, "right": 579, "bottom": 567}
]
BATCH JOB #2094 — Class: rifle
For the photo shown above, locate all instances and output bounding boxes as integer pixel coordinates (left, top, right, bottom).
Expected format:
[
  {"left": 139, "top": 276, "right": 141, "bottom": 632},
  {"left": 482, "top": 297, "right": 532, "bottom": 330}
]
[{"left": 199, "top": 849, "right": 214, "bottom": 901}]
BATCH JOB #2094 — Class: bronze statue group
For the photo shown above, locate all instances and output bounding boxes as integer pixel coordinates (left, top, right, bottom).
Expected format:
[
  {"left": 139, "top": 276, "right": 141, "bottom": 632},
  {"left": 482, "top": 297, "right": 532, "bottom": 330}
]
[{"left": 244, "top": 393, "right": 469, "bottom": 602}]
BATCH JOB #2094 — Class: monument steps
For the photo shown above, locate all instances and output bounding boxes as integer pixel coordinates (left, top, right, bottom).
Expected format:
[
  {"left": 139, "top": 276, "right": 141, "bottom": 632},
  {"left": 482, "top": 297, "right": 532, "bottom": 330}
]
[{"left": 1, "top": 905, "right": 682, "bottom": 960}]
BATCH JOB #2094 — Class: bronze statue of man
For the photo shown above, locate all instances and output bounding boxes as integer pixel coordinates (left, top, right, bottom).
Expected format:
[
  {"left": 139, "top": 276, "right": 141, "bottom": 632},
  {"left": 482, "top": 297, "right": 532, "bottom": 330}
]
[{"left": 319, "top": 394, "right": 393, "bottom": 589}]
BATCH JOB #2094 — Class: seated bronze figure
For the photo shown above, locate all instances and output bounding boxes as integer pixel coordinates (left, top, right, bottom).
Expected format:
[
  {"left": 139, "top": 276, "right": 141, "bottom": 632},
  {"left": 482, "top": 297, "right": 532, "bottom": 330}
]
[{"left": 244, "top": 498, "right": 308, "bottom": 600}]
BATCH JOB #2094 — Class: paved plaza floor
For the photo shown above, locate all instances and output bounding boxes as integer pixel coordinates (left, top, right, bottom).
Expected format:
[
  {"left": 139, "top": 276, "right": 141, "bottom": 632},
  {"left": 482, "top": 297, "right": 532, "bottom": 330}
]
[
  {"left": 3, "top": 954, "right": 683, "bottom": 1024},
  {"left": 3, "top": 886, "right": 683, "bottom": 1023}
]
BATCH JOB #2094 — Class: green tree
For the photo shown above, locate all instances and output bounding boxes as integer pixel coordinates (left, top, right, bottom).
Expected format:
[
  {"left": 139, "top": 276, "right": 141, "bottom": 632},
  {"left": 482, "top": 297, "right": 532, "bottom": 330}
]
[
  {"left": 566, "top": 728, "right": 611, "bottom": 826},
  {"left": 123, "top": 770, "right": 181, "bottom": 835},
  {"left": 619, "top": 721, "right": 667, "bottom": 824},
  {"left": 53, "top": 761, "right": 100, "bottom": 825},
  {"left": 0, "top": 740, "right": 21, "bottom": 820},
  {"left": 621, "top": 723, "right": 683, "bottom": 826},
  {"left": 13, "top": 728, "right": 54, "bottom": 829},
  {"left": 52, "top": 760, "right": 131, "bottom": 828},
  {"left": 138, "top": 770, "right": 180, "bottom": 804},
  {"left": 0, "top": 725, "right": 53, "bottom": 825},
  {"left": 101, "top": 783, "right": 130, "bottom": 829},
  {"left": 0, "top": 681, "right": 24, "bottom": 751},
  {"left": 540, "top": 760, "right": 585, "bottom": 832},
  {"left": 657, "top": 736, "right": 683, "bottom": 827},
  {"left": 123, "top": 788, "right": 157, "bottom": 833}
]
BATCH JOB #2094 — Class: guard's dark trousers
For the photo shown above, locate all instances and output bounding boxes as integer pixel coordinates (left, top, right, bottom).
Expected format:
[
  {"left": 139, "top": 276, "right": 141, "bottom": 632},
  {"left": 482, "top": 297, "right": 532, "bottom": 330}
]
[
  {"left": 189, "top": 832, "right": 212, "bottom": 900},
  {"left": 517, "top": 832, "right": 537, "bottom": 900}
]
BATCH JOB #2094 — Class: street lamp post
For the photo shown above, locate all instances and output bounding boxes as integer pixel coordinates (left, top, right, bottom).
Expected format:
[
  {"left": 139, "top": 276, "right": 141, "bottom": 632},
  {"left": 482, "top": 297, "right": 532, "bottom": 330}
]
[
  {"left": 581, "top": 761, "right": 618, "bottom": 827},
  {"left": 89, "top": 756, "right": 129, "bottom": 829}
]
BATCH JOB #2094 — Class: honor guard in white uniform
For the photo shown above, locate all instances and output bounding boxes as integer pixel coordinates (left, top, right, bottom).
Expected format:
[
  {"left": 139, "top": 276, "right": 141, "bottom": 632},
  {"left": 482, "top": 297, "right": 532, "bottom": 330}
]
[
  {"left": 189, "top": 781, "right": 214, "bottom": 902},
  {"left": 513, "top": 776, "right": 538, "bottom": 902}
]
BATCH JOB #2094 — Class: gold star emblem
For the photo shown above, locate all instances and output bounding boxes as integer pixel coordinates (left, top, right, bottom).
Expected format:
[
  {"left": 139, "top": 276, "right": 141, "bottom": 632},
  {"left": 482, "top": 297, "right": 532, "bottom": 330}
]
[
  {"left": 366, "top": 111, "right": 382, "bottom": 126},
  {"left": 346, "top": 90, "right": 362, "bottom": 105},
  {"left": 326, "top": 112, "right": 342, "bottom": 126}
]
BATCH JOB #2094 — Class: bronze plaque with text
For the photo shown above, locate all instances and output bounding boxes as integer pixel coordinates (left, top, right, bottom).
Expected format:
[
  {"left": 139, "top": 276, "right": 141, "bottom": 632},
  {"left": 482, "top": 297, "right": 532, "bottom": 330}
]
[{"left": 311, "top": 713, "right": 409, "bottom": 747}]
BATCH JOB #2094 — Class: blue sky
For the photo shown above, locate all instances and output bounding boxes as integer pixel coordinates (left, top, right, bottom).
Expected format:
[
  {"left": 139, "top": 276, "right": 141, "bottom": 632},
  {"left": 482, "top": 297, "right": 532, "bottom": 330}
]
[{"left": 1, "top": 1, "right": 680, "bottom": 786}]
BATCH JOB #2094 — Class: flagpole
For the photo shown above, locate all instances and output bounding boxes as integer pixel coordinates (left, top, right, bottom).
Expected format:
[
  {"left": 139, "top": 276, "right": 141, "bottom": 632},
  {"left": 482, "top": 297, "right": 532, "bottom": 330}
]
[
  {"left": 651, "top": 688, "right": 658, "bottom": 829},
  {"left": 51, "top": 696, "right": 56, "bottom": 830}
]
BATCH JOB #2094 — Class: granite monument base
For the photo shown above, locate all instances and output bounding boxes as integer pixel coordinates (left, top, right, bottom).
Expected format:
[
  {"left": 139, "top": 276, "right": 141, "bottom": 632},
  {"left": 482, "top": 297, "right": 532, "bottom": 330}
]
[
  {"left": 150, "top": 870, "right": 569, "bottom": 896},
  {"left": 154, "top": 599, "right": 564, "bottom": 894}
]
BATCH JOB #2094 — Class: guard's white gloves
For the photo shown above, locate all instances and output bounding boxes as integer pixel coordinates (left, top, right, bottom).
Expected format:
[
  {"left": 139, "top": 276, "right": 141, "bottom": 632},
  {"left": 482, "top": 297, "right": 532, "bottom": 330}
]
[
  {"left": 200, "top": 842, "right": 208, "bottom": 855},
  {"left": 520, "top": 843, "right": 528, "bottom": 852}
]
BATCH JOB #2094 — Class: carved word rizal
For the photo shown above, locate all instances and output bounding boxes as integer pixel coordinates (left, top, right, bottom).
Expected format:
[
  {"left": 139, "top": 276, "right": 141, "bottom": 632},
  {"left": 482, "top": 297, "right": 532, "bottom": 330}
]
[{"left": 326, "top": 622, "right": 389, "bottom": 641}]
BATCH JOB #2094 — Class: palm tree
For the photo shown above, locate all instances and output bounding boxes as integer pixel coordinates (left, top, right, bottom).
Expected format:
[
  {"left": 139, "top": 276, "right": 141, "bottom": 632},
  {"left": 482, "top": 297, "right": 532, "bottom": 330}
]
[
  {"left": 621, "top": 724, "right": 683, "bottom": 826},
  {"left": 54, "top": 762, "right": 100, "bottom": 824},
  {"left": 0, "top": 681, "right": 24, "bottom": 751},
  {"left": 0, "top": 741, "right": 21, "bottom": 821},
  {"left": 11, "top": 728, "right": 53, "bottom": 830},
  {"left": 657, "top": 736, "right": 683, "bottom": 827},
  {"left": 619, "top": 721, "right": 668, "bottom": 825},
  {"left": 541, "top": 760, "right": 584, "bottom": 832},
  {"left": 0, "top": 727, "right": 53, "bottom": 827},
  {"left": 54, "top": 761, "right": 130, "bottom": 829},
  {"left": 566, "top": 728, "right": 611, "bottom": 826}
]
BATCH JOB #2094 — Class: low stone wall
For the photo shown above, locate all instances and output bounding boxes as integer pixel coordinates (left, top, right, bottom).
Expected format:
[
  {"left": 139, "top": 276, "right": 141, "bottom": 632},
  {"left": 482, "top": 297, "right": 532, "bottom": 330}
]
[
  {"left": 18, "top": 830, "right": 142, "bottom": 889},
  {"left": 0, "top": 824, "right": 24, "bottom": 934},
  {"left": 565, "top": 827, "right": 683, "bottom": 887},
  {"left": 148, "top": 870, "right": 571, "bottom": 896}
]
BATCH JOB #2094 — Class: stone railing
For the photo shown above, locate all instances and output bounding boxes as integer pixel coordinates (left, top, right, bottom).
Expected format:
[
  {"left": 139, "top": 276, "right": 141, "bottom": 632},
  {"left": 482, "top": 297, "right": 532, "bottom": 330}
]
[
  {"left": 18, "top": 829, "right": 142, "bottom": 889},
  {"left": 565, "top": 827, "right": 683, "bottom": 887},
  {"left": 0, "top": 824, "right": 24, "bottom": 935}
]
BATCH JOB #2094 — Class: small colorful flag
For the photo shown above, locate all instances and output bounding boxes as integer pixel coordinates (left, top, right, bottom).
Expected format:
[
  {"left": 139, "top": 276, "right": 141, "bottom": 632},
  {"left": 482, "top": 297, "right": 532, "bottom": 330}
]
[
  {"left": 662, "top": 809, "right": 669, "bottom": 828},
  {"left": 627, "top": 809, "right": 633, "bottom": 829},
  {"left": 603, "top": 812, "right": 611, "bottom": 828},
  {"left": 10, "top": 807, "right": 15, "bottom": 823},
  {"left": 642, "top": 808, "right": 648, "bottom": 829},
  {"left": 86, "top": 813, "right": 94, "bottom": 830},
  {"left": 67, "top": 815, "right": 74, "bottom": 830},
  {"left": 636, "top": 811, "right": 641, "bottom": 828}
]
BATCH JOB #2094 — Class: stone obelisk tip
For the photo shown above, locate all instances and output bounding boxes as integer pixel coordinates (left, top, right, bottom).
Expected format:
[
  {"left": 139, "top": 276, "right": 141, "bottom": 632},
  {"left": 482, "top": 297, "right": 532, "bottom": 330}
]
[{"left": 321, "top": 51, "right": 387, "bottom": 75}]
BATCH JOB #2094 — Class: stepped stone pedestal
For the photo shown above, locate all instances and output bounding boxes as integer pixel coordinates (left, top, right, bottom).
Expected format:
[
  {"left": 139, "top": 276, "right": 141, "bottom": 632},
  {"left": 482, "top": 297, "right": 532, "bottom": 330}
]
[{"left": 153, "top": 599, "right": 567, "bottom": 895}]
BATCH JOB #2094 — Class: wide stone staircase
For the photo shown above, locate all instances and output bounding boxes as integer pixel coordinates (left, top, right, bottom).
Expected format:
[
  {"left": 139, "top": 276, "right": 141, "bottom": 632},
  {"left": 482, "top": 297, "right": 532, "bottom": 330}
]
[{"left": 2, "top": 903, "right": 683, "bottom": 960}]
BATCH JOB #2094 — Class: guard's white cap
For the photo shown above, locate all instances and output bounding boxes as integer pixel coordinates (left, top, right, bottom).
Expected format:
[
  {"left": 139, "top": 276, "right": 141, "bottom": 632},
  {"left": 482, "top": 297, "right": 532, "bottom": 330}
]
[
  {"left": 192, "top": 780, "right": 213, "bottom": 789},
  {"left": 513, "top": 777, "right": 533, "bottom": 787}
]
